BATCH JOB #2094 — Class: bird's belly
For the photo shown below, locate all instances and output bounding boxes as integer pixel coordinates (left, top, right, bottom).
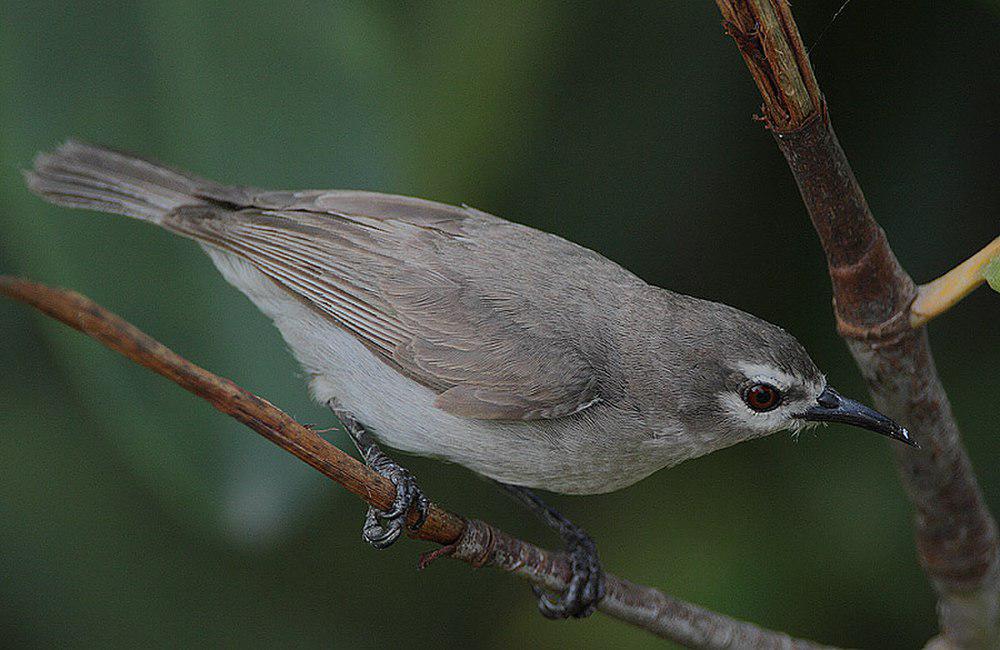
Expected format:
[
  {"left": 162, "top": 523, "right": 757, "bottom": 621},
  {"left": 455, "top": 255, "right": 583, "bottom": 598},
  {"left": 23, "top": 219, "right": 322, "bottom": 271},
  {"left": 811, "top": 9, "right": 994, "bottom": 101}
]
[{"left": 205, "top": 247, "right": 666, "bottom": 494}]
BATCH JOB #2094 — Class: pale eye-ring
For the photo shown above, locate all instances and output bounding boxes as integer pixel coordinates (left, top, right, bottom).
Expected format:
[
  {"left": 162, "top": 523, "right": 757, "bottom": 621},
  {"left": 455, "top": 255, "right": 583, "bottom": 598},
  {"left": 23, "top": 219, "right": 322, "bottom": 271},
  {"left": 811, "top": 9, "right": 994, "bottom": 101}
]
[{"left": 742, "top": 383, "right": 782, "bottom": 412}]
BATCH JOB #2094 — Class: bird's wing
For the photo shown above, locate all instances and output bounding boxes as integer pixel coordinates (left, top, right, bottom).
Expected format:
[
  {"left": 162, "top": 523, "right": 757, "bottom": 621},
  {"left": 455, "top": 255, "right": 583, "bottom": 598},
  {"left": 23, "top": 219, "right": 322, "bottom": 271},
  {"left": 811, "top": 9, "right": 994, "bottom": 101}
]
[{"left": 165, "top": 194, "right": 601, "bottom": 421}]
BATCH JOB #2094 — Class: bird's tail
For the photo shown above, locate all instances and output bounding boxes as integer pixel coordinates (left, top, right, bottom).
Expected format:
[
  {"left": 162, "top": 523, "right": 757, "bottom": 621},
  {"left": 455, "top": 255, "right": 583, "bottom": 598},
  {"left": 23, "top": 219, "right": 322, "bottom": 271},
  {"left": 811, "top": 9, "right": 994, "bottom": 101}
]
[{"left": 24, "top": 140, "right": 218, "bottom": 224}]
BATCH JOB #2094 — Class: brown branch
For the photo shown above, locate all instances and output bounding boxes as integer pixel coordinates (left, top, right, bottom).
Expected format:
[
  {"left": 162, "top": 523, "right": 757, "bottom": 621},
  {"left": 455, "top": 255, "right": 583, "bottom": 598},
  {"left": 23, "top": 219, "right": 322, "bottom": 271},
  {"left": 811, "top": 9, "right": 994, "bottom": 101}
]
[
  {"left": 715, "top": 1, "right": 1000, "bottom": 647},
  {"left": 1, "top": 275, "right": 838, "bottom": 649}
]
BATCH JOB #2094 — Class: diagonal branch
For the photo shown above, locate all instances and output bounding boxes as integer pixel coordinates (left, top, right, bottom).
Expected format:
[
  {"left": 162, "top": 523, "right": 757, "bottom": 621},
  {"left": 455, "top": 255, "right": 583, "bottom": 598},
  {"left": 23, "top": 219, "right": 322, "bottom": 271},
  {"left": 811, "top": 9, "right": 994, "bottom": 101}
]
[
  {"left": 0, "top": 275, "right": 838, "bottom": 649},
  {"left": 715, "top": 1, "right": 1000, "bottom": 647}
]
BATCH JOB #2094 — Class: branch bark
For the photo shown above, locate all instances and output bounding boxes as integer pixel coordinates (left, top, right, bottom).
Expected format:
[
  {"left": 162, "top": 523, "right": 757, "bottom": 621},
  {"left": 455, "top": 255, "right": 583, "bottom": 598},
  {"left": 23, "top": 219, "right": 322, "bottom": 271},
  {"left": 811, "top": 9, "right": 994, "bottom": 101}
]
[
  {"left": 1, "top": 275, "right": 838, "bottom": 649},
  {"left": 715, "top": 2, "right": 1000, "bottom": 647}
]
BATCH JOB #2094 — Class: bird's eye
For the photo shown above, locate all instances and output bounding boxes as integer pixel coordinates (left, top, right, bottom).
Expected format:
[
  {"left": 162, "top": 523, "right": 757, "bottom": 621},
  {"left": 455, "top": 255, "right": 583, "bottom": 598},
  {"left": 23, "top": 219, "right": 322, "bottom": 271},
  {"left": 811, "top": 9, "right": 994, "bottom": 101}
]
[{"left": 743, "top": 383, "right": 782, "bottom": 412}]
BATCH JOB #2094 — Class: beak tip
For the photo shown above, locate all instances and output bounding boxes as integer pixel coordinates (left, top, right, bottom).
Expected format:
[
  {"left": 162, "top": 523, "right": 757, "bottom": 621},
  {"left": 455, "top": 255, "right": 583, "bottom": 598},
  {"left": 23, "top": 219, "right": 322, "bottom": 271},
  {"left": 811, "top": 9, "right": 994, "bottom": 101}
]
[
  {"left": 898, "top": 427, "right": 920, "bottom": 449},
  {"left": 892, "top": 427, "right": 920, "bottom": 449},
  {"left": 804, "top": 387, "right": 920, "bottom": 449}
]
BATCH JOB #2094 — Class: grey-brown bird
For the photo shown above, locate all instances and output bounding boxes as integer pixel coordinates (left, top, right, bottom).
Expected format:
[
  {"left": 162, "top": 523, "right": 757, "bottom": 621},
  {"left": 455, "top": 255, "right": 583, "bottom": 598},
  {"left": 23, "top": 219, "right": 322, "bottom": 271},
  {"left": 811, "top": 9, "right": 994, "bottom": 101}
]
[{"left": 25, "top": 141, "right": 914, "bottom": 619}]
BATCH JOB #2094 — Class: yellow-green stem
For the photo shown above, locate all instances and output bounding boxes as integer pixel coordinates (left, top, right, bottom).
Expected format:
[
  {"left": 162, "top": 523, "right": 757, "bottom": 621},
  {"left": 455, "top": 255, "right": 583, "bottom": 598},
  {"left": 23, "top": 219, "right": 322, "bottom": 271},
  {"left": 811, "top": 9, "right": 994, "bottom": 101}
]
[{"left": 911, "top": 236, "right": 1000, "bottom": 327}]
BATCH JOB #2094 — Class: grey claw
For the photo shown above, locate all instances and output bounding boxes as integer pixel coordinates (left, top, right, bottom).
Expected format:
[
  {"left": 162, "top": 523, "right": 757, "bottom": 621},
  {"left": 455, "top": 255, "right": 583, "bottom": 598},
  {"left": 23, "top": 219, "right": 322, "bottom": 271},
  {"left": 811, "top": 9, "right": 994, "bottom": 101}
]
[
  {"left": 363, "top": 507, "right": 405, "bottom": 549},
  {"left": 361, "top": 459, "right": 427, "bottom": 549},
  {"left": 410, "top": 493, "right": 430, "bottom": 531},
  {"left": 531, "top": 585, "right": 563, "bottom": 619},
  {"left": 530, "top": 537, "right": 605, "bottom": 619},
  {"left": 335, "top": 409, "right": 427, "bottom": 550}
]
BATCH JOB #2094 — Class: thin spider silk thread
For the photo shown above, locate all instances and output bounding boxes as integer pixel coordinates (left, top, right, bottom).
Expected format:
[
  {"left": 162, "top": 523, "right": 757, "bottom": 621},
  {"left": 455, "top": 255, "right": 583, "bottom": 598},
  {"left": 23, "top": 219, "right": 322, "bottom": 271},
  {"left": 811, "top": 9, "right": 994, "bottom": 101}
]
[{"left": 808, "top": 0, "right": 854, "bottom": 55}]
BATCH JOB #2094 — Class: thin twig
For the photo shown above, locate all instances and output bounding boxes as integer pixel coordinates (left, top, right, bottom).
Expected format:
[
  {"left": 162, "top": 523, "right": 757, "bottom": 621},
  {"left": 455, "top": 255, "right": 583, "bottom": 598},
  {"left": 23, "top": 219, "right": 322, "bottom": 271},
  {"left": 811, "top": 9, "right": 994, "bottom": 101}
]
[
  {"left": 911, "top": 235, "right": 1000, "bottom": 327},
  {"left": 0, "top": 275, "right": 837, "bottom": 649},
  {"left": 715, "top": 1, "right": 1000, "bottom": 647}
]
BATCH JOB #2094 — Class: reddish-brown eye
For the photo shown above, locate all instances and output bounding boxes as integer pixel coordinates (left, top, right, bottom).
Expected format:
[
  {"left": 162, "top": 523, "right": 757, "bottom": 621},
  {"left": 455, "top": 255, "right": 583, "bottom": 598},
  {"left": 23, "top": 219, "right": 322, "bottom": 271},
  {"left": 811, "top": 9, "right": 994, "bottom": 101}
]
[{"left": 743, "top": 383, "right": 782, "bottom": 412}]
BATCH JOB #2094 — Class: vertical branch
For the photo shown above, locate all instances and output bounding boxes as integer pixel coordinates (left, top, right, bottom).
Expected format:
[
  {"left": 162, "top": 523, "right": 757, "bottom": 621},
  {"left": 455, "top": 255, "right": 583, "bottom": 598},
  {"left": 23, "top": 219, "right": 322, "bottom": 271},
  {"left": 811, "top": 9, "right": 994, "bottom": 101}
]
[{"left": 715, "top": 1, "right": 1000, "bottom": 647}]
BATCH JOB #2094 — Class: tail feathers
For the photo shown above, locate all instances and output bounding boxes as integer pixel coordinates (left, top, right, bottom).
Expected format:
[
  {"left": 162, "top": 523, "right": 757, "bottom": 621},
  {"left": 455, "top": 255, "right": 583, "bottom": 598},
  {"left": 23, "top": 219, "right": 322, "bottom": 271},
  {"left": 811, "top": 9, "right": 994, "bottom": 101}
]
[{"left": 25, "top": 140, "right": 219, "bottom": 223}]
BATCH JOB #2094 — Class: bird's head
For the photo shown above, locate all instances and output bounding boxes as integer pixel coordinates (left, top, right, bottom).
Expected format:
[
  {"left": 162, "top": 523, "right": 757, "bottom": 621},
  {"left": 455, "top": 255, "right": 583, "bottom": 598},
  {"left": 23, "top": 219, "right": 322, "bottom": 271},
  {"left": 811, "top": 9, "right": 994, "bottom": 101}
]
[
  {"left": 716, "top": 359, "right": 915, "bottom": 447},
  {"left": 646, "top": 293, "right": 916, "bottom": 451},
  {"left": 714, "top": 310, "right": 914, "bottom": 447}
]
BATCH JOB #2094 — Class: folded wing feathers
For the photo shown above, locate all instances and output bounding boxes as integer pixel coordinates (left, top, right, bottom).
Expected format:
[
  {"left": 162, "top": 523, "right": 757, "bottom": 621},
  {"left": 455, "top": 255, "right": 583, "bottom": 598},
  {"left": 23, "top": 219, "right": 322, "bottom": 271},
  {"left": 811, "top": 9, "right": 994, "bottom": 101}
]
[
  {"left": 234, "top": 232, "right": 408, "bottom": 348},
  {"left": 166, "top": 208, "right": 410, "bottom": 355},
  {"left": 164, "top": 202, "right": 601, "bottom": 421}
]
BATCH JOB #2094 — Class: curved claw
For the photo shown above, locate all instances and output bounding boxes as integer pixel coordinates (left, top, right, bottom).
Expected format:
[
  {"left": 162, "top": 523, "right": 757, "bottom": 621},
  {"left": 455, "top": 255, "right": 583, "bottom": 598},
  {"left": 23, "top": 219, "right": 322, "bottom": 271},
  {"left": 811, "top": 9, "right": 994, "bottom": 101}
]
[
  {"left": 361, "top": 458, "right": 428, "bottom": 549},
  {"left": 363, "top": 507, "right": 405, "bottom": 549},
  {"left": 409, "top": 493, "right": 430, "bottom": 531},
  {"left": 531, "top": 584, "right": 561, "bottom": 619},
  {"left": 381, "top": 480, "right": 413, "bottom": 519},
  {"left": 530, "top": 537, "right": 606, "bottom": 619},
  {"left": 335, "top": 408, "right": 428, "bottom": 550}
]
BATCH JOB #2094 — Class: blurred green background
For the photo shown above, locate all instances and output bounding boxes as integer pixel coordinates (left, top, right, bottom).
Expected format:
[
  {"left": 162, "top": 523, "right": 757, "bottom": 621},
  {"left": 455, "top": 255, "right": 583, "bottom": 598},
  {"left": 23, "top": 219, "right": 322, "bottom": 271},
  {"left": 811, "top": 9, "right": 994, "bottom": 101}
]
[{"left": 1, "top": 2, "right": 998, "bottom": 648}]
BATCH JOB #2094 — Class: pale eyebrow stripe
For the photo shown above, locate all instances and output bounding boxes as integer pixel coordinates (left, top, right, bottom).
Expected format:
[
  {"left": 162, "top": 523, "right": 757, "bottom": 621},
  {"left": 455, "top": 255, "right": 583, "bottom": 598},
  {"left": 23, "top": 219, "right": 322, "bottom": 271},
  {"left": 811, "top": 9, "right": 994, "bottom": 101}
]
[{"left": 734, "top": 362, "right": 797, "bottom": 391}]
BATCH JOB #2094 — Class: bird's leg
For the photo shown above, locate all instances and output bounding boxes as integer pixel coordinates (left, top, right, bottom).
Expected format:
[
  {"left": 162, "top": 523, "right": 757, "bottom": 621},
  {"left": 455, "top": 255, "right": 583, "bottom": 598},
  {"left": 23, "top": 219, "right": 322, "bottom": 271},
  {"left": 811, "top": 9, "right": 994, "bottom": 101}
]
[
  {"left": 497, "top": 482, "right": 606, "bottom": 619},
  {"left": 331, "top": 406, "right": 429, "bottom": 549}
]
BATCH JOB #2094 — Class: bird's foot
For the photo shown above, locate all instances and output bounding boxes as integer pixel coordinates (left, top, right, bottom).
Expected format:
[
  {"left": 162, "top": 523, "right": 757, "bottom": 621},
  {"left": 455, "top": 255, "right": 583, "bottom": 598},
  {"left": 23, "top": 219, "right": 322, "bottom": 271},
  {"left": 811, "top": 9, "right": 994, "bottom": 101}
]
[
  {"left": 497, "top": 482, "right": 606, "bottom": 619},
  {"left": 332, "top": 405, "right": 429, "bottom": 549},
  {"left": 532, "top": 529, "right": 606, "bottom": 619},
  {"left": 362, "top": 452, "right": 429, "bottom": 549}
]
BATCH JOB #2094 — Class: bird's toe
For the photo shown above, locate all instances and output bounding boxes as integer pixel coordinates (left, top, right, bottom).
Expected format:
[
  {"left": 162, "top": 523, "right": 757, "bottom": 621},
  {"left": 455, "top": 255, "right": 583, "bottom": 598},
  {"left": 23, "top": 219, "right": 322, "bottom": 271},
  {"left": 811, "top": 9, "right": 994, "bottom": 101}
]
[
  {"left": 361, "top": 458, "right": 428, "bottom": 549},
  {"left": 531, "top": 536, "right": 605, "bottom": 619}
]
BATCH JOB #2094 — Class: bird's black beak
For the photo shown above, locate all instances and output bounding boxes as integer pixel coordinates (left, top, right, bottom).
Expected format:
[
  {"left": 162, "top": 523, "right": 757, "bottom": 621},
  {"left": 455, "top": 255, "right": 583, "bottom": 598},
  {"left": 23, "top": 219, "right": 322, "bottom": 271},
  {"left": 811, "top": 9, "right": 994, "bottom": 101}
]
[{"left": 797, "top": 386, "right": 918, "bottom": 448}]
